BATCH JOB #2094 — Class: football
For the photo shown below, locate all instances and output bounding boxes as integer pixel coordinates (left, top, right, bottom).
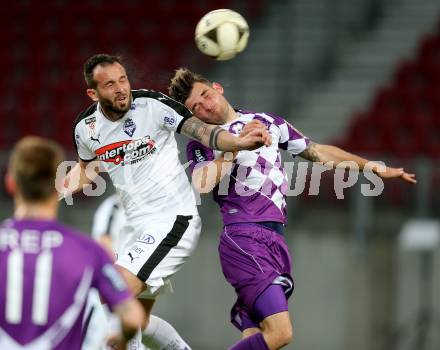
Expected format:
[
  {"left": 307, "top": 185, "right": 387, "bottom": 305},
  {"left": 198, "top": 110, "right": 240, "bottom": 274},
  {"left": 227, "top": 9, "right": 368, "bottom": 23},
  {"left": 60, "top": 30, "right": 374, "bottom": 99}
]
[{"left": 195, "top": 9, "right": 250, "bottom": 61}]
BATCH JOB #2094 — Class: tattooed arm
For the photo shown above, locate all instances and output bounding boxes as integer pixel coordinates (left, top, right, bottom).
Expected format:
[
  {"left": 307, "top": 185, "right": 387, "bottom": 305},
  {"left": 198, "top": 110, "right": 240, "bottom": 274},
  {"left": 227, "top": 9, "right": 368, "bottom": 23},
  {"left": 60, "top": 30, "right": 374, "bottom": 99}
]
[
  {"left": 180, "top": 116, "right": 271, "bottom": 151},
  {"left": 299, "top": 142, "right": 416, "bottom": 184},
  {"left": 300, "top": 142, "right": 383, "bottom": 170}
]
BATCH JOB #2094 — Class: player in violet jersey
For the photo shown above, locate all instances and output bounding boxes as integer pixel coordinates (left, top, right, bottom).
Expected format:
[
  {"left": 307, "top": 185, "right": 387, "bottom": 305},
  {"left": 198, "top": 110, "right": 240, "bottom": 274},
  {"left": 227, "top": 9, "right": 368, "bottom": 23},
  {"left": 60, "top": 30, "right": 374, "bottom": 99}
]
[
  {"left": 168, "top": 68, "right": 417, "bottom": 350},
  {"left": 0, "top": 136, "right": 145, "bottom": 350}
]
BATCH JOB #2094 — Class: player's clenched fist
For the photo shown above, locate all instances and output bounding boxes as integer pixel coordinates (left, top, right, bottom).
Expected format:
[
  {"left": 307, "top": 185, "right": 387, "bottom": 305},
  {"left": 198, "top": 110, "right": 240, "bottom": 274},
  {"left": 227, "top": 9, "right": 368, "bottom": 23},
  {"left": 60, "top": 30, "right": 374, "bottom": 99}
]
[{"left": 239, "top": 120, "right": 272, "bottom": 147}]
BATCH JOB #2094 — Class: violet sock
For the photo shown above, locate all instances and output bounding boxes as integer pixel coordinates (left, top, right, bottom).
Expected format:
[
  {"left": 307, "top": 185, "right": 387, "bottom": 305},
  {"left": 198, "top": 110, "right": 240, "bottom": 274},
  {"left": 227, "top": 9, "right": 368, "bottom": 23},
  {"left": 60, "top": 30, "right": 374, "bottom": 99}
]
[{"left": 228, "top": 332, "right": 270, "bottom": 350}]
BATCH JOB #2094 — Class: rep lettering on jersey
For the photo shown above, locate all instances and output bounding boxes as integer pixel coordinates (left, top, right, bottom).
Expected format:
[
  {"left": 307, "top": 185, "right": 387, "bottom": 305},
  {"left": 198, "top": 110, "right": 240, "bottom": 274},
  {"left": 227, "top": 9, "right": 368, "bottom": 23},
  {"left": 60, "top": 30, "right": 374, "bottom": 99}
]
[
  {"left": 0, "top": 228, "right": 63, "bottom": 252},
  {"left": 95, "top": 136, "right": 156, "bottom": 165}
]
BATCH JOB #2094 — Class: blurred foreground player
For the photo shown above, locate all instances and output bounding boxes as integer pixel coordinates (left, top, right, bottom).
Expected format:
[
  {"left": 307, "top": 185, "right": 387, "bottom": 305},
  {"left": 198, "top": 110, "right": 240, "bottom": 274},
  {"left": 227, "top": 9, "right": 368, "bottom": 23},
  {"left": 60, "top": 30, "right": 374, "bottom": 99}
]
[
  {"left": 0, "top": 136, "right": 145, "bottom": 350},
  {"left": 169, "top": 68, "right": 417, "bottom": 350}
]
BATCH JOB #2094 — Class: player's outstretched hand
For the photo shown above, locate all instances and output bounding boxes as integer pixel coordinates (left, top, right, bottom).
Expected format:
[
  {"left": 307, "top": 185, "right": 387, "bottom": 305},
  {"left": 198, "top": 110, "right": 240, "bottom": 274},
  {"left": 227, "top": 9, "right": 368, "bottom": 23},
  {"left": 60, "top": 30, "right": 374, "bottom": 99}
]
[{"left": 378, "top": 167, "right": 417, "bottom": 184}]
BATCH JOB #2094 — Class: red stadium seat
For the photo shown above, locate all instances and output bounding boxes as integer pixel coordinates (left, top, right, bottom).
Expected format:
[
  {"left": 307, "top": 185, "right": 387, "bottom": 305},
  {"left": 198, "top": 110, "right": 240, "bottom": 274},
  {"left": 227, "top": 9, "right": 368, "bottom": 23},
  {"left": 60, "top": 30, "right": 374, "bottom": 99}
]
[
  {"left": 0, "top": 0, "right": 268, "bottom": 149},
  {"left": 340, "top": 22, "right": 440, "bottom": 160}
]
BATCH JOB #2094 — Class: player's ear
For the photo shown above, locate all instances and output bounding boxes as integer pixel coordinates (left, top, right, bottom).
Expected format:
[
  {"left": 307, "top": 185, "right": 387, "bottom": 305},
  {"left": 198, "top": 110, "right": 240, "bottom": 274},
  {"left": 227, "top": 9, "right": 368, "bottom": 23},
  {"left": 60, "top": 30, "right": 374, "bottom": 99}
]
[
  {"left": 5, "top": 172, "right": 16, "bottom": 196},
  {"left": 86, "top": 89, "right": 99, "bottom": 102},
  {"left": 212, "top": 82, "right": 224, "bottom": 95}
]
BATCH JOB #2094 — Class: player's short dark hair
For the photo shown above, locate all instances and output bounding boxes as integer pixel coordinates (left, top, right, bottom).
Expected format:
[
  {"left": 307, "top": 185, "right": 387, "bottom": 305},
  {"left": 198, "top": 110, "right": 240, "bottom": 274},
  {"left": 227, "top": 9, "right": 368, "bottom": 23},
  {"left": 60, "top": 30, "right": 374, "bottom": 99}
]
[
  {"left": 9, "top": 136, "right": 64, "bottom": 201},
  {"left": 83, "top": 54, "right": 124, "bottom": 88},
  {"left": 168, "top": 68, "right": 211, "bottom": 104}
]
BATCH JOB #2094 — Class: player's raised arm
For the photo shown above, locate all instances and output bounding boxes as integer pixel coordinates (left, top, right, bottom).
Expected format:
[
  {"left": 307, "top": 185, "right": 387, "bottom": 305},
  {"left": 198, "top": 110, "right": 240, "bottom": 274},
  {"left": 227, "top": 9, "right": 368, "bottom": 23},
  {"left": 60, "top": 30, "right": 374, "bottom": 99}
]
[
  {"left": 192, "top": 152, "right": 236, "bottom": 193},
  {"left": 180, "top": 116, "right": 271, "bottom": 151},
  {"left": 59, "top": 158, "right": 100, "bottom": 199},
  {"left": 299, "top": 142, "right": 417, "bottom": 184}
]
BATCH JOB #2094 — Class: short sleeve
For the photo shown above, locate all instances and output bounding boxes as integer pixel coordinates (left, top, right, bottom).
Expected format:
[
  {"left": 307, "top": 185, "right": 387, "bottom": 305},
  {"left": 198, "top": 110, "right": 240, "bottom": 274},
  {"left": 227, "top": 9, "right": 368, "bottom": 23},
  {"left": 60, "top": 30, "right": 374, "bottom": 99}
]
[
  {"left": 152, "top": 92, "right": 193, "bottom": 133},
  {"left": 276, "top": 118, "right": 311, "bottom": 156},
  {"left": 92, "top": 245, "right": 132, "bottom": 310},
  {"left": 73, "top": 124, "right": 97, "bottom": 162},
  {"left": 186, "top": 140, "right": 215, "bottom": 174}
]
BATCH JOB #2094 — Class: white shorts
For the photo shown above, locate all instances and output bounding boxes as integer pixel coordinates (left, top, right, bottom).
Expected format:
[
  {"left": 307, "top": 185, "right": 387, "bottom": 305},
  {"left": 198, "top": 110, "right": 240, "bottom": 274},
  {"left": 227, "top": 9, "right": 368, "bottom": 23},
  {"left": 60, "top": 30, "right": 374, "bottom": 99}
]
[{"left": 115, "top": 214, "right": 201, "bottom": 299}]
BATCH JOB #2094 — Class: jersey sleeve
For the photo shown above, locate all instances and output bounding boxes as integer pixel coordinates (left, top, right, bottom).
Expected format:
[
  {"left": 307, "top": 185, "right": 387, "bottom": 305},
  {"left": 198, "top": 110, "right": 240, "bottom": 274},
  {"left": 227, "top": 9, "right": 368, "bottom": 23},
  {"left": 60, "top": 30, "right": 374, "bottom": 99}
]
[
  {"left": 186, "top": 140, "right": 215, "bottom": 174},
  {"left": 73, "top": 123, "right": 97, "bottom": 161},
  {"left": 153, "top": 92, "right": 193, "bottom": 133},
  {"left": 276, "top": 117, "right": 311, "bottom": 156},
  {"left": 92, "top": 245, "right": 132, "bottom": 310}
]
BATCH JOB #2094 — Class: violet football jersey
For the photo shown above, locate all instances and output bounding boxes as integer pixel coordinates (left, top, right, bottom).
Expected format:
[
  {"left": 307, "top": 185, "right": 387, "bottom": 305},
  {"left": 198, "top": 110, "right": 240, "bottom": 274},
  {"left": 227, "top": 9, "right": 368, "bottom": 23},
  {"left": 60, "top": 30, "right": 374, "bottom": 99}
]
[
  {"left": 187, "top": 110, "right": 310, "bottom": 225},
  {"left": 0, "top": 218, "right": 131, "bottom": 350}
]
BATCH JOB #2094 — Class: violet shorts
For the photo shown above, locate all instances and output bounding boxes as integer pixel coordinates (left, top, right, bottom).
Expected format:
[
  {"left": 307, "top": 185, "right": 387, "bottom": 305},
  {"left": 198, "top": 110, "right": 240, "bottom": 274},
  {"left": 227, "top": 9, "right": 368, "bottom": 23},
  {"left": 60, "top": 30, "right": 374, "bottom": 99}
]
[{"left": 218, "top": 223, "right": 294, "bottom": 330}]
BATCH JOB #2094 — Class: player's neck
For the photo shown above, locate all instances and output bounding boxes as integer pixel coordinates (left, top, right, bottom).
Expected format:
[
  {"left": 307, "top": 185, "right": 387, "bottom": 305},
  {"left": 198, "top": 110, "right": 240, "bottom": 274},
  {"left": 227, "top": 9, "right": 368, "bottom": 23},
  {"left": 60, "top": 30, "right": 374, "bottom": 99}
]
[
  {"left": 224, "top": 105, "right": 238, "bottom": 124},
  {"left": 14, "top": 195, "right": 58, "bottom": 221},
  {"left": 100, "top": 106, "right": 125, "bottom": 122}
]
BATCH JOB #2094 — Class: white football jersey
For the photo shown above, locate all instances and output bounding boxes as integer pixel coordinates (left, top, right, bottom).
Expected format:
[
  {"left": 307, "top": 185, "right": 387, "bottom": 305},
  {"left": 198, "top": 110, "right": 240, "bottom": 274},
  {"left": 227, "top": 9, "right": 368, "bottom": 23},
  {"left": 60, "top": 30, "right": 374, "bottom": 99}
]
[{"left": 73, "top": 89, "right": 198, "bottom": 223}]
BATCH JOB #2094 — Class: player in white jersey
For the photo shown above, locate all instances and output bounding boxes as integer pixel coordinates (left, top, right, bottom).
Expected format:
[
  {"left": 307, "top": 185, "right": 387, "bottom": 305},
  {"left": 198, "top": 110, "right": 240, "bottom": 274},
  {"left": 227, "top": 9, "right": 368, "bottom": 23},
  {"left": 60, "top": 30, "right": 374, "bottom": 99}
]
[
  {"left": 168, "top": 68, "right": 417, "bottom": 350},
  {"left": 62, "top": 54, "right": 271, "bottom": 350},
  {"left": 85, "top": 195, "right": 192, "bottom": 350}
]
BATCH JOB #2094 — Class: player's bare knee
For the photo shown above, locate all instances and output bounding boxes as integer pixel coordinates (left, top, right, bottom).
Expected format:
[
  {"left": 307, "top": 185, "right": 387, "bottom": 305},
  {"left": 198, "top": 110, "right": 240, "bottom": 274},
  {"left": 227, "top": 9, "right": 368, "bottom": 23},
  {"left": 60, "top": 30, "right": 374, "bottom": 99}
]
[
  {"left": 266, "top": 326, "right": 293, "bottom": 349},
  {"left": 280, "top": 325, "right": 293, "bottom": 346},
  {"left": 262, "top": 332, "right": 291, "bottom": 349},
  {"left": 261, "top": 313, "right": 293, "bottom": 349}
]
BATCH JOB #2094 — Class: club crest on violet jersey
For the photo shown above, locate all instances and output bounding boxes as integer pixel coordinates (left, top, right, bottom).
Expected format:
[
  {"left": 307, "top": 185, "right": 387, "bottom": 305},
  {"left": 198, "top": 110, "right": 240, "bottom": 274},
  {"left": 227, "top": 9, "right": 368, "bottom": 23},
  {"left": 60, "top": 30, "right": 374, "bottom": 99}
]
[{"left": 230, "top": 121, "right": 244, "bottom": 134}]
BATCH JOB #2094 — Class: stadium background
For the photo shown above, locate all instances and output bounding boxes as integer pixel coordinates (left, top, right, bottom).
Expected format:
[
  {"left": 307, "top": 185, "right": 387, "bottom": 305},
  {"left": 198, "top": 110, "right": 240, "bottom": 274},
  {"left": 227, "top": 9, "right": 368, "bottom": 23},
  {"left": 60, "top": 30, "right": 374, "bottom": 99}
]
[{"left": 1, "top": 0, "right": 439, "bottom": 349}]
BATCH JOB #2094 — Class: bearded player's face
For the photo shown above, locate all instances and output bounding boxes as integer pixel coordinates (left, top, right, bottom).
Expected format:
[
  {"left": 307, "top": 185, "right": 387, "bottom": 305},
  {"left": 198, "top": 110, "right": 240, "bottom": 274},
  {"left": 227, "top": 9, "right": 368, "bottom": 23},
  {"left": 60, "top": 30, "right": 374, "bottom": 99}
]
[{"left": 92, "top": 62, "right": 131, "bottom": 115}]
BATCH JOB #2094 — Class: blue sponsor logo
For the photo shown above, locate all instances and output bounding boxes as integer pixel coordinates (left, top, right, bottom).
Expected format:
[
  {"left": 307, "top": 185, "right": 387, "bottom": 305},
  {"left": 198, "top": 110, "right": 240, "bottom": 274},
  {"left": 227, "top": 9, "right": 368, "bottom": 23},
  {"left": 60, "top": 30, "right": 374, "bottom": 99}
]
[
  {"left": 164, "top": 115, "right": 176, "bottom": 128},
  {"left": 136, "top": 233, "right": 155, "bottom": 245}
]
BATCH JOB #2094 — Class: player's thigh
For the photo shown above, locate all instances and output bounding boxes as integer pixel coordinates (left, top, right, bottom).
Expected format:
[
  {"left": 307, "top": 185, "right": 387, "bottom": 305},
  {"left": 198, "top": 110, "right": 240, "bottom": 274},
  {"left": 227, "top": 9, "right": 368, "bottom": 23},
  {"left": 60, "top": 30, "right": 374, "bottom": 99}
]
[
  {"left": 116, "top": 264, "right": 147, "bottom": 296},
  {"left": 260, "top": 311, "right": 293, "bottom": 346}
]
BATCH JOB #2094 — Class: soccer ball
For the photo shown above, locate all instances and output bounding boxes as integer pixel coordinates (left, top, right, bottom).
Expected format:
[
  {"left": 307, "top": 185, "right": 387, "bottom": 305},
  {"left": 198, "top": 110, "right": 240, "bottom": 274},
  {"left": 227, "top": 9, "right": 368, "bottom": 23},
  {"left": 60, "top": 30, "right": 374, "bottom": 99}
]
[{"left": 195, "top": 9, "right": 250, "bottom": 61}]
